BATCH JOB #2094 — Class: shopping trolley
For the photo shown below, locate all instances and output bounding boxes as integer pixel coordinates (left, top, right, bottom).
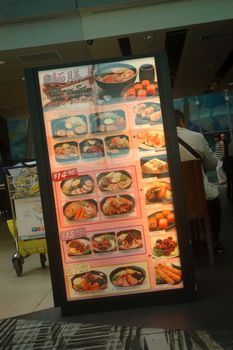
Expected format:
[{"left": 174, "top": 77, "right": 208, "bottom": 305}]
[{"left": 5, "top": 162, "right": 47, "bottom": 276}]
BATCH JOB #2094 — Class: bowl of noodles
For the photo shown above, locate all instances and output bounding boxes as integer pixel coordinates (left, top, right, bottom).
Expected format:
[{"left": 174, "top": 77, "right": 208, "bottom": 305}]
[{"left": 94, "top": 63, "right": 137, "bottom": 92}]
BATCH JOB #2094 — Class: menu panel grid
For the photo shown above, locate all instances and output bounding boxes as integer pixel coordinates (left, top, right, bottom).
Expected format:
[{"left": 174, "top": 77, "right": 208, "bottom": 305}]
[{"left": 38, "top": 57, "right": 183, "bottom": 301}]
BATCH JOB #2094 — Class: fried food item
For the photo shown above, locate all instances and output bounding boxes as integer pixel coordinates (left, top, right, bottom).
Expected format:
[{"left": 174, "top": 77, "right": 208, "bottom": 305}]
[
  {"left": 153, "top": 236, "right": 178, "bottom": 257},
  {"left": 145, "top": 181, "right": 172, "bottom": 203},
  {"left": 101, "top": 195, "right": 134, "bottom": 216},
  {"left": 142, "top": 158, "right": 168, "bottom": 174},
  {"left": 137, "top": 130, "right": 165, "bottom": 149},
  {"left": 160, "top": 263, "right": 182, "bottom": 277},
  {"left": 148, "top": 209, "right": 175, "bottom": 231},
  {"left": 155, "top": 265, "right": 174, "bottom": 284},
  {"left": 155, "top": 263, "right": 182, "bottom": 285},
  {"left": 158, "top": 265, "right": 181, "bottom": 283}
]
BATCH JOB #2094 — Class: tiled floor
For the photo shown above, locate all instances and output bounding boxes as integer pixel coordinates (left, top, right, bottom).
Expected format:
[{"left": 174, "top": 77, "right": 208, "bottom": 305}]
[
  {"left": 1, "top": 185, "right": 233, "bottom": 331},
  {"left": 0, "top": 221, "right": 53, "bottom": 319}
]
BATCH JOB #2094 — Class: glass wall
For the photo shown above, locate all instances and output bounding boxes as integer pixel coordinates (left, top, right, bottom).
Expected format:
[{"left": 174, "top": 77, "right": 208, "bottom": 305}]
[
  {"left": 174, "top": 91, "right": 233, "bottom": 151},
  {"left": 7, "top": 119, "right": 28, "bottom": 162}
]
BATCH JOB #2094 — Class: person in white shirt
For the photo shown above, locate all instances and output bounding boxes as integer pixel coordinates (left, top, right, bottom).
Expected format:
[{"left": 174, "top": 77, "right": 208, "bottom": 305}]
[{"left": 174, "top": 109, "right": 224, "bottom": 253}]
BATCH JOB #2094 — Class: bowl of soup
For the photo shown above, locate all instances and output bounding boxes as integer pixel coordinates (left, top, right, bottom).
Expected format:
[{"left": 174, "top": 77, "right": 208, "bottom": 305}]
[{"left": 94, "top": 63, "right": 137, "bottom": 92}]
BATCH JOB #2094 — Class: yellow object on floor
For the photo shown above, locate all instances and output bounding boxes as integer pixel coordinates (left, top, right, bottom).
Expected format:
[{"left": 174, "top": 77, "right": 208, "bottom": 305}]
[{"left": 7, "top": 219, "right": 47, "bottom": 257}]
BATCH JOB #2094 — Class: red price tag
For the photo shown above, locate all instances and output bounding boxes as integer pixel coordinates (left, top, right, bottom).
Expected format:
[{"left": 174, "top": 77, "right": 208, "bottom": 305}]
[
  {"left": 52, "top": 168, "right": 78, "bottom": 182},
  {"left": 61, "top": 228, "right": 87, "bottom": 241}
]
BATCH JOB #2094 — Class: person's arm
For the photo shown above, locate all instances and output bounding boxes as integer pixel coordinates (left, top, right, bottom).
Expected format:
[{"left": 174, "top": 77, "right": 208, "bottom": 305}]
[
  {"left": 201, "top": 135, "right": 217, "bottom": 171},
  {"left": 220, "top": 140, "right": 225, "bottom": 155}
]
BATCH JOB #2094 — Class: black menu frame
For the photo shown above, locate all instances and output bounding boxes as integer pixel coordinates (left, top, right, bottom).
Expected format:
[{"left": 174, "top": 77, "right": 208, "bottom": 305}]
[{"left": 25, "top": 51, "right": 195, "bottom": 316}]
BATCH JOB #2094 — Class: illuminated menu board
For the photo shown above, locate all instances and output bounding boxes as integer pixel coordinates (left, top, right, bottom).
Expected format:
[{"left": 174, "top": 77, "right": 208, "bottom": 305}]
[{"left": 37, "top": 57, "right": 184, "bottom": 301}]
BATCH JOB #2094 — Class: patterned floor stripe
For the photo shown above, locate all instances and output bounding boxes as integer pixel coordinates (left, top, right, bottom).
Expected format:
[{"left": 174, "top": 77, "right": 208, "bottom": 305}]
[{"left": 0, "top": 318, "right": 231, "bottom": 349}]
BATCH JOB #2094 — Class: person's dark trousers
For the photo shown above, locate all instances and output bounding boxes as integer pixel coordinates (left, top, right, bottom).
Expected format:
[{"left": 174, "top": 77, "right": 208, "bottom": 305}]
[
  {"left": 223, "top": 156, "right": 233, "bottom": 200},
  {"left": 226, "top": 173, "right": 233, "bottom": 199},
  {"left": 206, "top": 196, "right": 221, "bottom": 243}
]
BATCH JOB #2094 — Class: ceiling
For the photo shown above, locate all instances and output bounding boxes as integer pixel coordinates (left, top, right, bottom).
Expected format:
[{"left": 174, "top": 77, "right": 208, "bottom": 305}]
[{"left": 0, "top": 18, "right": 232, "bottom": 118}]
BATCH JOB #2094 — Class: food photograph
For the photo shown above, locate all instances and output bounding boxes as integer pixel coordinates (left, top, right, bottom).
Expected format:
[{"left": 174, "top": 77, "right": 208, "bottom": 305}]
[
  {"left": 60, "top": 175, "right": 95, "bottom": 196},
  {"left": 110, "top": 266, "right": 146, "bottom": 288},
  {"left": 140, "top": 155, "right": 169, "bottom": 178},
  {"left": 137, "top": 130, "right": 165, "bottom": 152},
  {"left": 92, "top": 232, "right": 117, "bottom": 253},
  {"left": 97, "top": 170, "right": 132, "bottom": 192},
  {"left": 63, "top": 199, "right": 98, "bottom": 221},
  {"left": 148, "top": 209, "right": 175, "bottom": 231},
  {"left": 155, "top": 262, "right": 182, "bottom": 286},
  {"left": 117, "top": 229, "right": 143, "bottom": 251},
  {"left": 89, "top": 110, "right": 126, "bottom": 133},
  {"left": 122, "top": 81, "right": 158, "bottom": 100},
  {"left": 54, "top": 141, "right": 79, "bottom": 162},
  {"left": 100, "top": 195, "right": 135, "bottom": 217},
  {"left": 151, "top": 235, "right": 179, "bottom": 258},
  {"left": 79, "top": 138, "right": 105, "bottom": 159},
  {"left": 71, "top": 270, "right": 108, "bottom": 292},
  {"left": 94, "top": 62, "right": 137, "bottom": 96},
  {"left": 145, "top": 180, "right": 172, "bottom": 204},
  {"left": 93, "top": 59, "right": 158, "bottom": 104},
  {"left": 105, "top": 135, "right": 130, "bottom": 156},
  {"left": 133, "top": 102, "right": 161, "bottom": 126},
  {"left": 51, "top": 115, "right": 87, "bottom": 138},
  {"left": 66, "top": 237, "right": 91, "bottom": 256}
]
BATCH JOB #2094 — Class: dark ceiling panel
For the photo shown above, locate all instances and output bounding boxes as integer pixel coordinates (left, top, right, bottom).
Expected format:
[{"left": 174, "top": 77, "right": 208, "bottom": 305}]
[
  {"left": 218, "top": 65, "right": 233, "bottom": 91},
  {"left": 211, "top": 48, "right": 233, "bottom": 86},
  {"left": 118, "top": 37, "right": 132, "bottom": 56},
  {"left": 165, "top": 29, "right": 187, "bottom": 88},
  {"left": 130, "top": 30, "right": 165, "bottom": 55},
  {"left": 173, "top": 20, "right": 233, "bottom": 97},
  {"left": 17, "top": 51, "right": 62, "bottom": 64}
]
